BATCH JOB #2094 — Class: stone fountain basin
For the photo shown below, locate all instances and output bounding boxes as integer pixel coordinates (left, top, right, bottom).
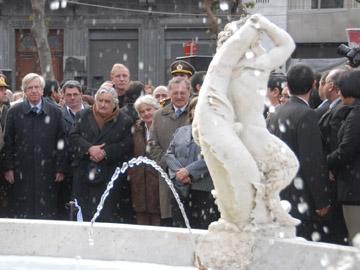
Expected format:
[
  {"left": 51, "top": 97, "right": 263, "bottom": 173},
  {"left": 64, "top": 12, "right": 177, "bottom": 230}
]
[
  {"left": 0, "top": 218, "right": 359, "bottom": 269},
  {"left": 0, "top": 218, "right": 199, "bottom": 269}
]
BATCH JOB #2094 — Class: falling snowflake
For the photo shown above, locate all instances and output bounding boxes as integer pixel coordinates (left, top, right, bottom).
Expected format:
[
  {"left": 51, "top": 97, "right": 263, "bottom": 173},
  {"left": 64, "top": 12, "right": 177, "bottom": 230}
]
[
  {"left": 297, "top": 202, "right": 308, "bottom": 214},
  {"left": 219, "top": 1, "right": 229, "bottom": 11},
  {"left": 293, "top": 177, "right": 304, "bottom": 190},
  {"left": 44, "top": 116, "right": 51, "bottom": 124},
  {"left": 57, "top": 139, "right": 64, "bottom": 150}
]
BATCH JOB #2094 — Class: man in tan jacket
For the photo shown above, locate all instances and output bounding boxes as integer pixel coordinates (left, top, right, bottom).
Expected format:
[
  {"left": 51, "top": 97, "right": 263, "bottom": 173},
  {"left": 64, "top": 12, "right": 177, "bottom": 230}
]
[{"left": 149, "top": 77, "right": 191, "bottom": 226}]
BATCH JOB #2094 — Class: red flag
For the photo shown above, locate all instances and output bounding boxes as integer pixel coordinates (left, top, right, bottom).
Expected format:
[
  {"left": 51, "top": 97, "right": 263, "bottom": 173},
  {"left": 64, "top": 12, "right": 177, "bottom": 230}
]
[{"left": 346, "top": 28, "right": 360, "bottom": 47}]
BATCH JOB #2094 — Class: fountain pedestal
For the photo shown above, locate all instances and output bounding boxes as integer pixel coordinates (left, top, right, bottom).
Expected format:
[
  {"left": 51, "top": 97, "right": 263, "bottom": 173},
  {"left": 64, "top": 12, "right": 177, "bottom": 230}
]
[{"left": 195, "top": 220, "right": 296, "bottom": 270}]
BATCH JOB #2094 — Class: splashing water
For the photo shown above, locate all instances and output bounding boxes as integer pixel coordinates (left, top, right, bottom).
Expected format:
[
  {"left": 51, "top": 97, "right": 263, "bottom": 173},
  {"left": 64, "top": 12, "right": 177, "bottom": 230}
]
[{"left": 88, "top": 156, "right": 193, "bottom": 247}]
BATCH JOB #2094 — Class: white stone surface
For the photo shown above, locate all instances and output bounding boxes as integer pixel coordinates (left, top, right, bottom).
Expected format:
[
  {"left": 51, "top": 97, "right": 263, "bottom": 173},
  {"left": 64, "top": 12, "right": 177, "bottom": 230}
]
[
  {"left": 0, "top": 218, "right": 201, "bottom": 267},
  {"left": 0, "top": 219, "right": 359, "bottom": 270},
  {"left": 0, "top": 256, "right": 196, "bottom": 270}
]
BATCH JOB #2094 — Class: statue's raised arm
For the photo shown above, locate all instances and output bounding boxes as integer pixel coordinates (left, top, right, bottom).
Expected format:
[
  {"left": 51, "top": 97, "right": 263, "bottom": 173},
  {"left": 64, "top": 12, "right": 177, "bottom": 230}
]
[{"left": 250, "top": 14, "right": 295, "bottom": 71}]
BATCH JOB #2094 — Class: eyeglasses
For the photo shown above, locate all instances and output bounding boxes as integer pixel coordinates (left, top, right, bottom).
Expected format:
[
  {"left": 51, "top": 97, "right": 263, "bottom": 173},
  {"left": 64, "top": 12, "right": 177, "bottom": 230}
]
[{"left": 64, "top": 93, "right": 81, "bottom": 98}]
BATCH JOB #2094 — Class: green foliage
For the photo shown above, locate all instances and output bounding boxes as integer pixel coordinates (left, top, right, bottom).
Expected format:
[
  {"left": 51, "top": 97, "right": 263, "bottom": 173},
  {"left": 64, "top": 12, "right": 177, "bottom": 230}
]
[{"left": 244, "top": 1, "right": 255, "bottom": 9}]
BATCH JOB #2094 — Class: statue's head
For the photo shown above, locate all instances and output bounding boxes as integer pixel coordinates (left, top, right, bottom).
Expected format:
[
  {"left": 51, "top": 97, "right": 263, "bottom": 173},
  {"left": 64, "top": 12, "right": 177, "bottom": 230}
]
[
  {"left": 217, "top": 16, "right": 249, "bottom": 49},
  {"left": 216, "top": 15, "right": 263, "bottom": 54}
]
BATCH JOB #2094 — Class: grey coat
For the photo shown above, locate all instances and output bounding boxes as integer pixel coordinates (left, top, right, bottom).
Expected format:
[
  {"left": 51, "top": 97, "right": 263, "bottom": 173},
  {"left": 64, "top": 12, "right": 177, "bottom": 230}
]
[
  {"left": 149, "top": 103, "right": 189, "bottom": 219},
  {"left": 164, "top": 125, "right": 213, "bottom": 192}
]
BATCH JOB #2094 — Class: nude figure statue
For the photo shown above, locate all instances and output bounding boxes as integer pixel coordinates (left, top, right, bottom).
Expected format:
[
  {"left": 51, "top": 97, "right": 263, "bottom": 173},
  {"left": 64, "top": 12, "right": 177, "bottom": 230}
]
[{"left": 192, "top": 14, "right": 299, "bottom": 231}]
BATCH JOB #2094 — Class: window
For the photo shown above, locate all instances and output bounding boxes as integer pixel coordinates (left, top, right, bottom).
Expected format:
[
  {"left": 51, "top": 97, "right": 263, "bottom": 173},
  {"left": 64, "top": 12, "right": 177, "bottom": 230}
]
[{"left": 311, "top": 0, "right": 344, "bottom": 9}]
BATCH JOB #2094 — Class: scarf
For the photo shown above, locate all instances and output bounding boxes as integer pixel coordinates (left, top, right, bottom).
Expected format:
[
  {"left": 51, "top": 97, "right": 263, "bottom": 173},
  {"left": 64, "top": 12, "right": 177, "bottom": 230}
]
[{"left": 92, "top": 103, "right": 119, "bottom": 130}]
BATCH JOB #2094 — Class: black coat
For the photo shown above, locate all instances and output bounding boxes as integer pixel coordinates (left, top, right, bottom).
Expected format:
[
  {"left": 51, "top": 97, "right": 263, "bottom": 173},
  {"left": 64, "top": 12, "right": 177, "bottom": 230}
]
[
  {"left": 70, "top": 107, "right": 134, "bottom": 222},
  {"left": 315, "top": 99, "right": 331, "bottom": 119},
  {"left": 327, "top": 99, "right": 360, "bottom": 204},
  {"left": 267, "top": 96, "right": 331, "bottom": 220},
  {"left": 317, "top": 100, "right": 350, "bottom": 155},
  {"left": 2, "top": 99, "right": 66, "bottom": 219}
]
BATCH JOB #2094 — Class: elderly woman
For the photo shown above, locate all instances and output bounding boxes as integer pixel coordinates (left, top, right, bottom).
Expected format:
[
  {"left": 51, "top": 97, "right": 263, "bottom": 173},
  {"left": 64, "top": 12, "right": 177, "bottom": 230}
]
[
  {"left": 164, "top": 97, "right": 219, "bottom": 229},
  {"left": 70, "top": 86, "right": 134, "bottom": 223},
  {"left": 128, "top": 95, "right": 161, "bottom": 225},
  {"left": 327, "top": 69, "right": 360, "bottom": 243}
]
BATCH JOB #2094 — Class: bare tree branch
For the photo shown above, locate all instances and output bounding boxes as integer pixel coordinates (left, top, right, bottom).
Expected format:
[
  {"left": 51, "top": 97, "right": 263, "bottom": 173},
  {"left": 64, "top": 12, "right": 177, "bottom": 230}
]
[
  {"left": 203, "top": 0, "right": 219, "bottom": 36},
  {"left": 30, "top": 0, "right": 54, "bottom": 80}
]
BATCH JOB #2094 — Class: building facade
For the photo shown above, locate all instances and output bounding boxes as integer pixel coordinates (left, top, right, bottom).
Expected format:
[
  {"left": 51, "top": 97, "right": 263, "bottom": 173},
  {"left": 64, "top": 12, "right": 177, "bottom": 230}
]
[{"left": 0, "top": 0, "right": 359, "bottom": 91}]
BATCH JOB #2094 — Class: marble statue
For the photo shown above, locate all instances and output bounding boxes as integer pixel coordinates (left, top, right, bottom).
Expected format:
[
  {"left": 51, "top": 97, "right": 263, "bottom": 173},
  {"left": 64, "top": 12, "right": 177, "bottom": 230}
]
[{"left": 193, "top": 14, "right": 300, "bottom": 269}]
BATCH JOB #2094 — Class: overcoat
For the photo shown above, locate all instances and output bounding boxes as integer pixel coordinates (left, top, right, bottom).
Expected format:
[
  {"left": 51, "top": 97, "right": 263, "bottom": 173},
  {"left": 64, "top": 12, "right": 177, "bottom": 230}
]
[
  {"left": 3, "top": 99, "right": 66, "bottom": 219},
  {"left": 267, "top": 96, "right": 331, "bottom": 220},
  {"left": 327, "top": 99, "right": 360, "bottom": 204},
  {"left": 70, "top": 107, "right": 133, "bottom": 222},
  {"left": 128, "top": 120, "right": 160, "bottom": 215},
  {"left": 149, "top": 103, "right": 189, "bottom": 219}
]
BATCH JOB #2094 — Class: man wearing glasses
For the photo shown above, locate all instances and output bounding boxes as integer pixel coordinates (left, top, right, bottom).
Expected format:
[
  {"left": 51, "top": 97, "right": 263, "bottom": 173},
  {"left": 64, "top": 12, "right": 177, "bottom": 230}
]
[{"left": 59, "top": 80, "right": 87, "bottom": 219}]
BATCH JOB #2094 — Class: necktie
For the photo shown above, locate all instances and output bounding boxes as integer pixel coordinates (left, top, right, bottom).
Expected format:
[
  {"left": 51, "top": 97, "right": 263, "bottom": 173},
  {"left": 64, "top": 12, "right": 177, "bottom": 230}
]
[
  {"left": 31, "top": 107, "right": 38, "bottom": 115},
  {"left": 69, "top": 110, "right": 76, "bottom": 120},
  {"left": 175, "top": 109, "right": 183, "bottom": 118}
]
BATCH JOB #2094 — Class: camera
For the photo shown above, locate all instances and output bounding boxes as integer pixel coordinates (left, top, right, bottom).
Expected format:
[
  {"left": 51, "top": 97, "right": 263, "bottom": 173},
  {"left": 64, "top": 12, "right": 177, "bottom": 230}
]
[{"left": 337, "top": 44, "right": 360, "bottom": 68}]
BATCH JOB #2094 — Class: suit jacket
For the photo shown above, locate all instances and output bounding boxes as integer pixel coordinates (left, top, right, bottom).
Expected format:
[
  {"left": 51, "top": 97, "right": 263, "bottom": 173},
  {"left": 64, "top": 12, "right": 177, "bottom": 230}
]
[
  {"left": 327, "top": 99, "right": 360, "bottom": 204},
  {"left": 267, "top": 96, "right": 331, "bottom": 220},
  {"left": 315, "top": 99, "right": 331, "bottom": 119}
]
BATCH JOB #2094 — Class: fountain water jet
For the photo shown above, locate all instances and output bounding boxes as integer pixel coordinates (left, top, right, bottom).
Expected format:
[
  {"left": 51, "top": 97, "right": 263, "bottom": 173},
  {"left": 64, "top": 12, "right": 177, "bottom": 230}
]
[{"left": 88, "top": 156, "right": 195, "bottom": 249}]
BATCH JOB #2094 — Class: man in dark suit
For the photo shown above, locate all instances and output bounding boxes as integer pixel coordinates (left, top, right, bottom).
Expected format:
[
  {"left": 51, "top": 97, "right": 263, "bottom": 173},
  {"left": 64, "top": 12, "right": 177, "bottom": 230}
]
[
  {"left": 267, "top": 64, "right": 331, "bottom": 240},
  {"left": 317, "top": 69, "right": 345, "bottom": 154},
  {"left": 58, "top": 80, "right": 87, "bottom": 219},
  {"left": 2, "top": 73, "right": 66, "bottom": 219},
  {"left": 316, "top": 68, "right": 349, "bottom": 245},
  {"left": 315, "top": 71, "right": 330, "bottom": 118}
]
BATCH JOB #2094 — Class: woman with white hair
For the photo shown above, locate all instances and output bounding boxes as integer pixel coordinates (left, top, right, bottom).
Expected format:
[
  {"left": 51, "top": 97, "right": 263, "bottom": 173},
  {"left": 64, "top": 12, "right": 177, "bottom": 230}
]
[
  {"left": 70, "top": 86, "right": 134, "bottom": 223},
  {"left": 128, "top": 94, "right": 161, "bottom": 225}
]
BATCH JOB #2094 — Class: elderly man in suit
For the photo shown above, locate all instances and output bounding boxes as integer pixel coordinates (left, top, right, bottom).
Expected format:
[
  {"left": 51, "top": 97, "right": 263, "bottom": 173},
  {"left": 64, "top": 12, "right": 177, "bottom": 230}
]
[
  {"left": 2, "top": 73, "right": 66, "bottom": 219},
  {"left": 268, "top": 64, "right": 331, "bottom": 240},
  {"left": 149, "top": 76, "right": 192, "bottom": 226}
]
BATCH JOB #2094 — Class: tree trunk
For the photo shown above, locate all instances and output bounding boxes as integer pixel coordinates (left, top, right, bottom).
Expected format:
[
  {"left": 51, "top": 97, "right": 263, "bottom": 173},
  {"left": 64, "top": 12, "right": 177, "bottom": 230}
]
[
  {"left": 30, "top": 0, "right": 54, "bottom": 80},
  {"left": 203, "top": 0, "right": 219, "bottom": 37}
]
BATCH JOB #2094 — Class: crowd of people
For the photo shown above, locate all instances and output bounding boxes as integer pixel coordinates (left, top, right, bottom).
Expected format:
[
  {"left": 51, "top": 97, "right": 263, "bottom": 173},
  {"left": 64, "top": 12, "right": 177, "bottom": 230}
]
[
  {"left": 0, "top": 54, "right": 360, "bottom": 245},
  {"left": 267, "top": 64, "right": 360, "bottom": 246},
  {"left": 0, "top": 60, "right": 219, "bottom": 230}
]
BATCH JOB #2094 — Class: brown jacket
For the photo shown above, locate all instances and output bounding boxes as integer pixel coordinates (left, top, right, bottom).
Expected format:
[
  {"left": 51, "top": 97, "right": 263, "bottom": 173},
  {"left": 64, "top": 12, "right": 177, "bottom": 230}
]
[
  {"left": 129, "top": 120, "right": 160, "bottom": 214},
  {"left": 149, "top": 103, "right": 189, "bottom": 218}
]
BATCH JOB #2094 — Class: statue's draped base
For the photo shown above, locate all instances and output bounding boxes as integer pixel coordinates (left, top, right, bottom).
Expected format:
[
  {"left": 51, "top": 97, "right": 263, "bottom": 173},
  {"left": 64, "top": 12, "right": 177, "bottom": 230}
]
[{"left": 195, "top": 220, "right": 296, "bottom": 270}]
